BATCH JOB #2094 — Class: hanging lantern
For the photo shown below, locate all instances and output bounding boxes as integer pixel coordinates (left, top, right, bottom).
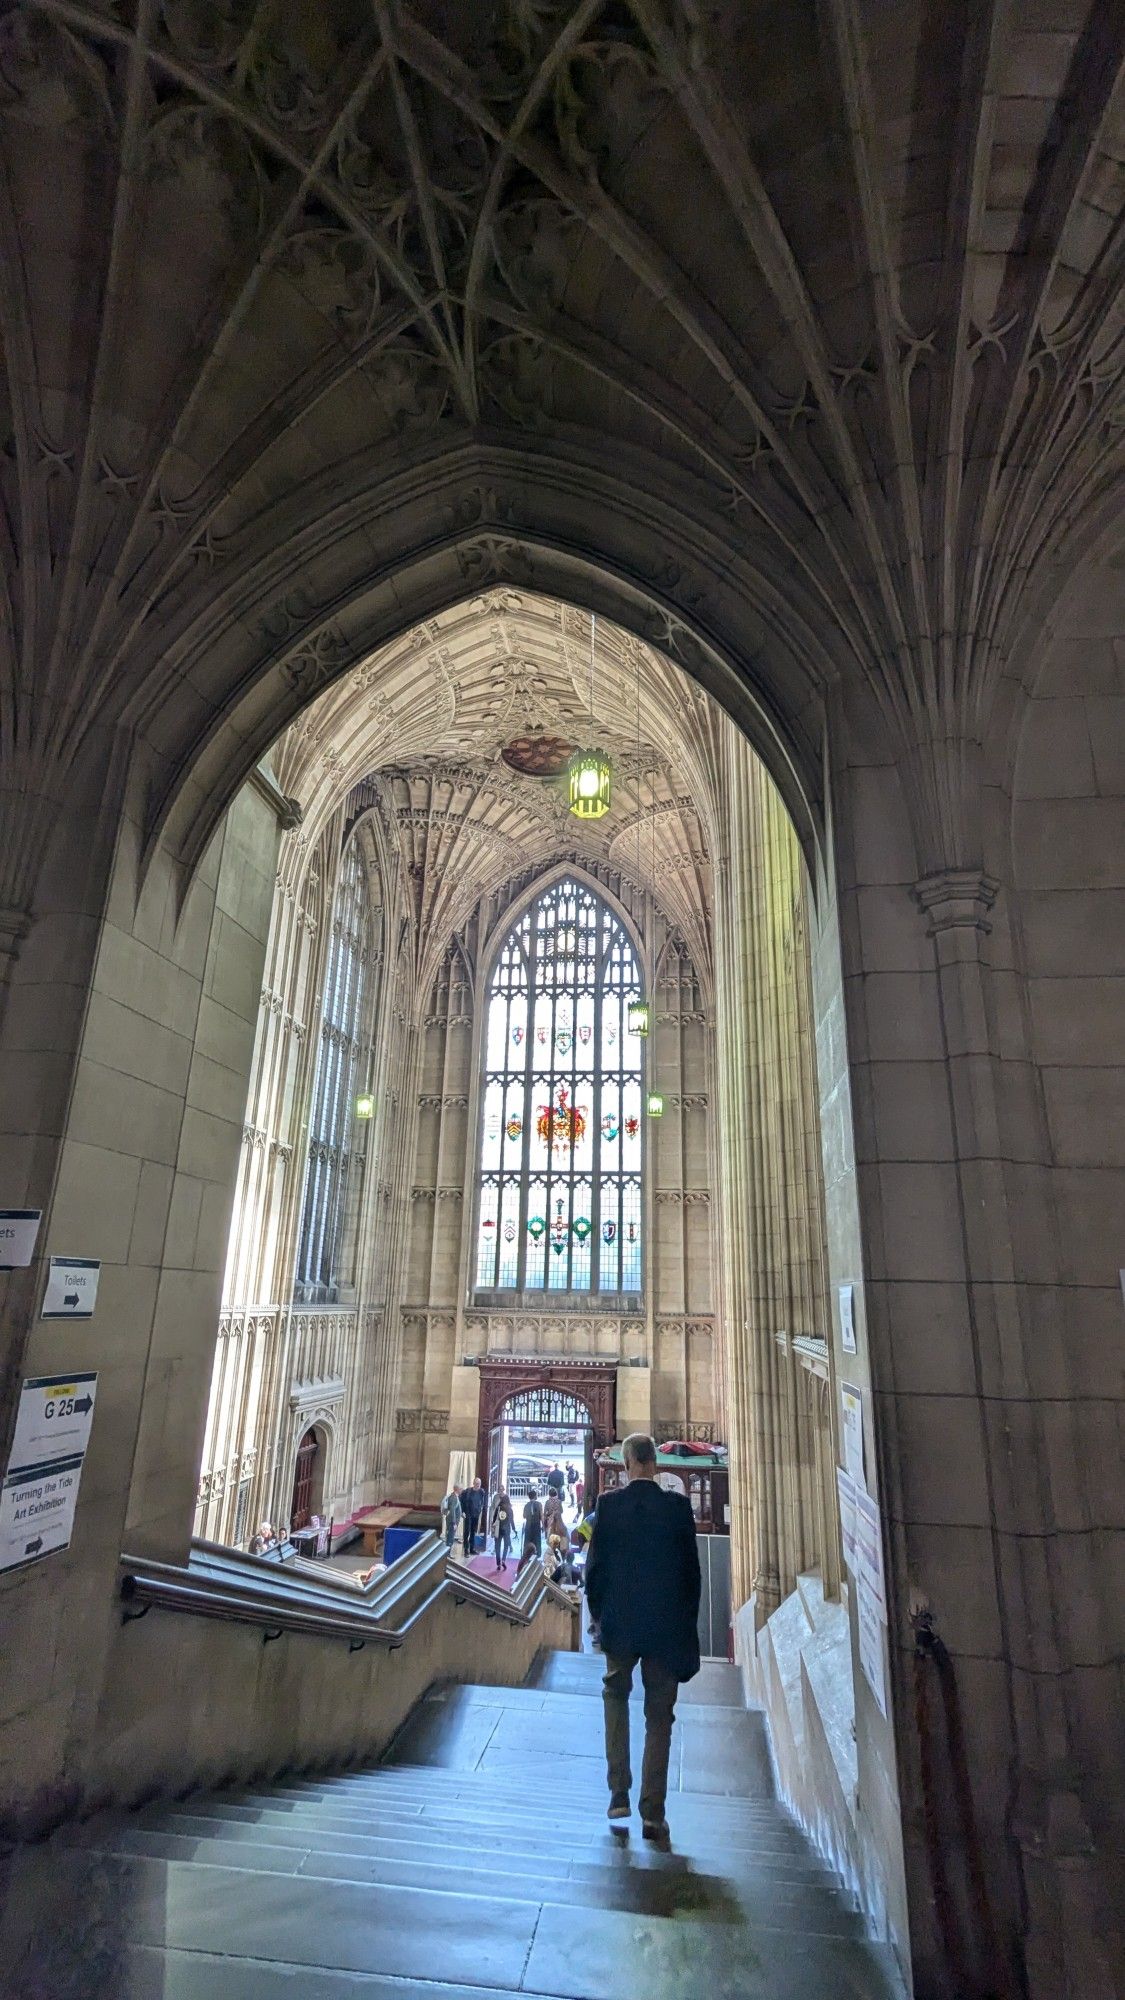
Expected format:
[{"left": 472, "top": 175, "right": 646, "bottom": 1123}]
[
  {"left": 354, "top": 1092, "right": 375, "bottom": 1119},
  {"left": 646, "top": 1091, "right": 664, "bottom": 1118},
  {"left": 627, "top": 998, "right": 650, "bottom": 1036},
  {"left": 567, "top": 748, "right": 612, "bottom": 820}
]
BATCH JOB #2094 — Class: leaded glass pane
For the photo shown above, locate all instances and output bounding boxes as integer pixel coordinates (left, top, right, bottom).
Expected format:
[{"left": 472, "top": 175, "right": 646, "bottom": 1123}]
[{"left": 475, "top": 877, "right": 643, "bottom": 1296}]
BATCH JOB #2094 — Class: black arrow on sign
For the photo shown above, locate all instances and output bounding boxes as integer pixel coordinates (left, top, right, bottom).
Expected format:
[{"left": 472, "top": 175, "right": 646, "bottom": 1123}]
[
  {"left": 64, "top": 1291, "right": 79, "bottom": 1307},
  {"left": 24, "top": 1536, "right": 43, "bottom": 1556},
  {"left": 73, "top": 1395, "right": 92, "bottom": 1414}
]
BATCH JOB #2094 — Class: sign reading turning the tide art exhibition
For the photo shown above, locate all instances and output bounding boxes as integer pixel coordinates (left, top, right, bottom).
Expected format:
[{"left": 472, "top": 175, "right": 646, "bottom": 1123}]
[{"left": 0, "top": 1373, "right": 98, "bottom": 1573}]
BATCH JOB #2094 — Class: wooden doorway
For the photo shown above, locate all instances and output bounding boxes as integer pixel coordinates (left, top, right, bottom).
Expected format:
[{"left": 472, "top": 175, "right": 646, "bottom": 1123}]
[
  {"left": 476, "top": 1359, "right": 616, "bottom": 1502},
  {"left": 290, "top": 1425, "right": 322, "bottom": 1532}
]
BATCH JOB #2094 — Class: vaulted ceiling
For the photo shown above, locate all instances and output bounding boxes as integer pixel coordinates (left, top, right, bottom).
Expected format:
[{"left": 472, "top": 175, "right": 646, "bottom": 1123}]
[
  {"left": 273, "top": 590, "right": 716, "bottom": 980},
  {"left": 1, "top": 1, "right": 1123, "bottom": 905}
]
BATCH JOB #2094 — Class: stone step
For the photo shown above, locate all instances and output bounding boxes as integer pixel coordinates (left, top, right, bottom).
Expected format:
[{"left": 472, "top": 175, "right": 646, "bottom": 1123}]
[
  {"left": 197, "top": 1773, "right": 800, "bottom": 1832},
  {"left": 159, "top": 1801, "right": 833, "bottom": 1880},
  {"left": 7, "top": 1842, "right": 900, "bottom": 2000},
  {"left": 271, "top": 1767, "right": 787, "bottom": 1824},
  {"left": 156, "top": 1792, "right": 819, "bottom": 1863},
  {"left": 56, "top": 1820, "right": 862, "bottom": 1933},
  {"left": 130, "top": 1802, "right": 837, "bottom": 1884}
]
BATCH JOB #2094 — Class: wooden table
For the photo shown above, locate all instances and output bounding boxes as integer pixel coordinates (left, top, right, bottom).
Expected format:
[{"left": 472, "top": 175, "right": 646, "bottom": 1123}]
[{"left": 354, "top": 1505, "right": 413, "bottom": 1557}]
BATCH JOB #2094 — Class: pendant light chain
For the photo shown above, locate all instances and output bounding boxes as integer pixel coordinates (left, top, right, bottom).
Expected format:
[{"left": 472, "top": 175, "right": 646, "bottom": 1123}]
[
  {"left": 568, "top": 608, "right": 612, "bottom": 819},
  {"left": 627, "top": 644, "right": 651, "bottom": 1041}
]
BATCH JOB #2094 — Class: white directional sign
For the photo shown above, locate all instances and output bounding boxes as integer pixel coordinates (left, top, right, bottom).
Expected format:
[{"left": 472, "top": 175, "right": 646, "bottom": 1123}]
[
  {"left": 0, "top": 1373, "right": 97, "bottom": 1573},
  {"left": 7, "top": 1373, "right": 98, "bottom": 1465},
  {"left": 42, "top": 1257, "right": 100, "bottom": 1320},
  {"left": 0, "top": 1209, "right": 42, "bottom": 1268}
]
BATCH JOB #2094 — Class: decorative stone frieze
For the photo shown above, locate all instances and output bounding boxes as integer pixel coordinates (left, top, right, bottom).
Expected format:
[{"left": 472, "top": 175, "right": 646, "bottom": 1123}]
[{"left": 289, "top": 1374, "right": 346, "bottom": 1415}]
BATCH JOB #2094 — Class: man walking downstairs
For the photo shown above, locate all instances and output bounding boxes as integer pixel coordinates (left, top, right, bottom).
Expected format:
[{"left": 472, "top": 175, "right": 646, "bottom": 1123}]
[{"left": 584, "top": 1433, "right": 701, "bottom": 1838}]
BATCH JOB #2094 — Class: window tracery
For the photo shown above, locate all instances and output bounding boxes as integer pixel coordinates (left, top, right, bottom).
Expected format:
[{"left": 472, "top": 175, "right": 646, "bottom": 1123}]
[
  {"left": 295, "top": 837, "right": 378, "bottom": 1301},
  {"left": 475, "top": 877, "right": 643, "bottom": 1298}
]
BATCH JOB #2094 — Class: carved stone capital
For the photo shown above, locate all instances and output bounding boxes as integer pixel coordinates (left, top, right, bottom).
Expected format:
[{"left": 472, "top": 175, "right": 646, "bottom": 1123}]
[{"left": 913, "top": 869, "right": 999, "bottom": 937}]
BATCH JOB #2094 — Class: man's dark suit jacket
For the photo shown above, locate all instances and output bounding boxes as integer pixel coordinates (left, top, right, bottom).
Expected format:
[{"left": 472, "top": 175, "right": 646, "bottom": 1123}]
[{"left": 585, "top": 1479, "right": 702, "bottom": 1682}]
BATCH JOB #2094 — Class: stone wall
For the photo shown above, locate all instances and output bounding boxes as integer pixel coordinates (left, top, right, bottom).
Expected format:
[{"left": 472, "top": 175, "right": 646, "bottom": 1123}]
[
  {"left": 89, "top": 1574, "right": 576, "bottom": 1821},
  {"left": 0, "top": 768, "right": 280, "bottom": 1828}
]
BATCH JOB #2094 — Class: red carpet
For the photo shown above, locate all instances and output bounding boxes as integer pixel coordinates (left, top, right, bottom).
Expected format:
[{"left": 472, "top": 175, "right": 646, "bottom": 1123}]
[{"left": 463, "top": 1553, "right": 518, "bottom": 1593}]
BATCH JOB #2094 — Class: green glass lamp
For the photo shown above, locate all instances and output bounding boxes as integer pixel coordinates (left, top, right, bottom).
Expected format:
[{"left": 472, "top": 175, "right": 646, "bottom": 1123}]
[
  {"left": 627, "top": 998, "right": 650, "bottom": 1036},
  {"left": 567, "top": 748, "right": 612, "bottom": 820}
]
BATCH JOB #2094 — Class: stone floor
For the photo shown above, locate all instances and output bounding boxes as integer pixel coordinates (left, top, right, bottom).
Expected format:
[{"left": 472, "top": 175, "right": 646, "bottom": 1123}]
[{"left": 0, "top": 1652, "right": 905, "bottom": 1998}]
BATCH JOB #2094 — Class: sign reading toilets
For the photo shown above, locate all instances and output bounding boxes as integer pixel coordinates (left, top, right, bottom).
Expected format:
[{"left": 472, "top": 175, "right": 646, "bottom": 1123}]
[
  {"left": 0, "top": 1373, "right": 98, "bottom": 1573},
  {"left": 41, "top": 1256, "right": 100, "bottom": 1319},
  {"left": 0, "top": 1209, "right": 42, "bottom": 1268}
]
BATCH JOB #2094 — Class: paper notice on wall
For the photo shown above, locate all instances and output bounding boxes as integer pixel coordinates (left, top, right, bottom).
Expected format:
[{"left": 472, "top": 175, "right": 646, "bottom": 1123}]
[
  {"left": 7, "top": 1374, "right": 97, "bottom": 1468},
  {"left": 836, "top": 1465, "right": 859, "bottom": 1574},
  {"left": 42, "top": 1256, "right": 100, "bottom": 1320},
  {"left": 854, "top": 1486, "right": 886, "bottom": 1617},
  {"left": 0, "top": 1373, "right": 97, "bottom": 1574},
  {"left": 0, "top": 1458, "right": 87, "bottom": 1572},
  {"left": 857, "top": 1573, "right": 888, "bottom": 1718},
  {"left": 838, "top": 1283, "right": 857, "bottom": 1353},
  {"left": 0, "top": 1209, "right": 41, "bottom": 1269},
  {"left": 839, "top": 1381, "right": 866, "bottom": 1491}
]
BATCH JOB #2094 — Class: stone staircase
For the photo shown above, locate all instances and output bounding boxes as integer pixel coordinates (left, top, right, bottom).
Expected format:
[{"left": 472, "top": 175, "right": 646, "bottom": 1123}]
[{"left": 1, "top": 1651, "right": 905, "bottom": 1998}]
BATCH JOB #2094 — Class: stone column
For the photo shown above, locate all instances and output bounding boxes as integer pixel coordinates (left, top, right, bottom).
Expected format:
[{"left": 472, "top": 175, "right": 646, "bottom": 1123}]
[
  {"left": 712, "top": 735, "right": 831, "bottom": 1617},
  {"left": 827, "top": 680, "right": 1121, "bottom": 1996}
]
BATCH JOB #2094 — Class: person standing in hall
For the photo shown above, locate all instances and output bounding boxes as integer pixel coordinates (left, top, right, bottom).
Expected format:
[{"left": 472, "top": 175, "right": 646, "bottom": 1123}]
[
  {"left": 440, "top": 1484, "right": 462, "bottom": 1554},
  {"left": 584, "top": 1433, "right": 701, "bottom": 1839},
  {"left": 517, "top": 1484, "right": 544, "bottom": 1573},
  {"left": 542, "top": 1482, "right": 567, "bottom": 1550},
  {"left": 547, "top": 1461, "right": 566, "bottom": 1503},
  {"left": 490, "top": 1486, "right": 515, "bottom": 1571},
  {"left": 461, "top": 1476, "right": 485, "bottom": 1556}
]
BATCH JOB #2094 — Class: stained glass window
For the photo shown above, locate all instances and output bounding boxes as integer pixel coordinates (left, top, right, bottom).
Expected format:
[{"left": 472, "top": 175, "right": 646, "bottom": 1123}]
[{"left": 475, "top": 878, "right": 643, "bottom": 1296}]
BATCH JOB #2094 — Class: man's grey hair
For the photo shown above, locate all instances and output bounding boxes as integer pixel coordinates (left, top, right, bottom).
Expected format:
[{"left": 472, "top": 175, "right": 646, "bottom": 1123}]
[{"left": 622, "top": 1432, "right": 657, "bottom": 1467}]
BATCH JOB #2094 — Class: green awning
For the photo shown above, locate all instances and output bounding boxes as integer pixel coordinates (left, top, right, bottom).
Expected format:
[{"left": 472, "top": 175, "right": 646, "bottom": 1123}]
[{"left": 596, "top": 1445, "right": 727, "bottom": 1470}]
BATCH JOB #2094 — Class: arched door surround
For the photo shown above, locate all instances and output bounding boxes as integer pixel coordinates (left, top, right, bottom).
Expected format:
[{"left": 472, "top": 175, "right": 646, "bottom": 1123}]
[
  {"left": 289, "top": 1425, "right": 324, "bottom": 1532},
  {"left": 475, "top": 1358, "right": 616, "bottom": 1483}
]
